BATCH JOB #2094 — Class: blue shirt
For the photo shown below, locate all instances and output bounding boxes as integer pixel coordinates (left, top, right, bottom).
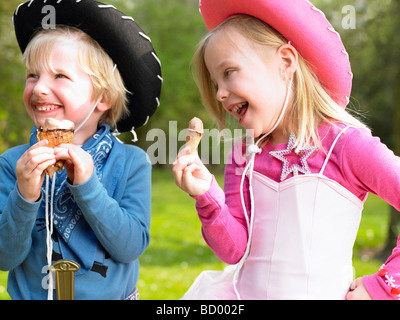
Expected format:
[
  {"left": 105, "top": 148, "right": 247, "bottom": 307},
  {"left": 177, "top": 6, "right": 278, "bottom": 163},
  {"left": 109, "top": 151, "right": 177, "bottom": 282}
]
[{"left": 0, "top": 124, "right": 151, "bottom": 299}]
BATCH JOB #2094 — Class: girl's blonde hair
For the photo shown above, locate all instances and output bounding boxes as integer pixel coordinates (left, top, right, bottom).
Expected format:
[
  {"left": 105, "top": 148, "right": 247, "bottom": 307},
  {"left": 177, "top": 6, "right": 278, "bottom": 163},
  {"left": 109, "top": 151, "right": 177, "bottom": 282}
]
[
  {"left": 23, "top": 25, "right": 129, "bottom": 128},
  {"left": 192, "top": 15, "right": 367, "bottom": 150}
]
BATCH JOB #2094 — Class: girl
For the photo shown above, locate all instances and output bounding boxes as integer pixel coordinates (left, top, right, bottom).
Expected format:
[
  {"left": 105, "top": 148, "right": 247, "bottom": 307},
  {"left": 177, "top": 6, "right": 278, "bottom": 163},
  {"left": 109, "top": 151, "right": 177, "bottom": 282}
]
[
  {"left": 0, "top": 0, "right": 161, "bottom": 299},
  {"left": 173, "top": 0, "right": 400, "bottom": 300}
]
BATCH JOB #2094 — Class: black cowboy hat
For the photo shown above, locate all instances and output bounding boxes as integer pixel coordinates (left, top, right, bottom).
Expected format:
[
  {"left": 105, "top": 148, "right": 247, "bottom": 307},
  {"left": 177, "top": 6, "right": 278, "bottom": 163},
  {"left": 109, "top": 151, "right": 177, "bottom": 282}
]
[{"left": 13, "top": 0, "right": 162, "bottom": 132}]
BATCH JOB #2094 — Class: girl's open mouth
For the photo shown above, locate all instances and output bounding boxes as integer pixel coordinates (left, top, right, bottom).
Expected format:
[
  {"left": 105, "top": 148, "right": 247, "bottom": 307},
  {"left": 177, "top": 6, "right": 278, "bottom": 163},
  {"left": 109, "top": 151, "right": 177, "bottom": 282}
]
[{"left": 232, "top": 102, "right": 248, "bottom": 121}]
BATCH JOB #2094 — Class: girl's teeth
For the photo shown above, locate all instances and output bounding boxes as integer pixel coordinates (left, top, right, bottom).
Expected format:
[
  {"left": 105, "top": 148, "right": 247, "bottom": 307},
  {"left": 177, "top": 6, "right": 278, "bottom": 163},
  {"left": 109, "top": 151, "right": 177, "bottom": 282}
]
[{"left": 232, "top": 103, "right": 247, "bottom": 114}]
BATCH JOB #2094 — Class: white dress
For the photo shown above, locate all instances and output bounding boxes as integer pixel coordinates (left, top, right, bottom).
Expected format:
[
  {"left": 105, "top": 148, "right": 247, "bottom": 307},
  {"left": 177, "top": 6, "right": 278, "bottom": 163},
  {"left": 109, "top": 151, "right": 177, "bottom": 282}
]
[{"left": 182, "top": 127, "right": 364, "bottom": 300}]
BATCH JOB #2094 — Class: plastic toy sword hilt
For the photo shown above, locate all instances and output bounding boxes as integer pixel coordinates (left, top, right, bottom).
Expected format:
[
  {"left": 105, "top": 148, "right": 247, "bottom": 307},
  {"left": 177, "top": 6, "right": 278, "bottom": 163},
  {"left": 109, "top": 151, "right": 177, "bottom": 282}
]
[{"left": 50, "top": 259, "right": 80, "bottom": 300}]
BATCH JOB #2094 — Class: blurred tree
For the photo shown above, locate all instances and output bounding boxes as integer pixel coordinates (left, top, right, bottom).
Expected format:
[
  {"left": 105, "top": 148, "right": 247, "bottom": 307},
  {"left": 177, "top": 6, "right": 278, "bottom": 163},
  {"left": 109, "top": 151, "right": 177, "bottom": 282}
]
[
  {"left": 111, "top": 0, "right": 212, "bottom": 165},
  {"left": 382, "top": 0, "right": 400, "bottom": 258},
  {"left": 0, "top": 0, "right": 32, "bottom": 153}
]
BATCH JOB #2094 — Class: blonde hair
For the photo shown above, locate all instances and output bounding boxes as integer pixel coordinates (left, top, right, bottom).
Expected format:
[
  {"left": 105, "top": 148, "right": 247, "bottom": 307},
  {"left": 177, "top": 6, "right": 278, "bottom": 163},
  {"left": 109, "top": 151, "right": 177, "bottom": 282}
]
[
  {"left": 192, "top": 15, "right": 367, "bottom": 150},
  {"left": 23, "top": 25, "right": 129, "bottom": 128}
]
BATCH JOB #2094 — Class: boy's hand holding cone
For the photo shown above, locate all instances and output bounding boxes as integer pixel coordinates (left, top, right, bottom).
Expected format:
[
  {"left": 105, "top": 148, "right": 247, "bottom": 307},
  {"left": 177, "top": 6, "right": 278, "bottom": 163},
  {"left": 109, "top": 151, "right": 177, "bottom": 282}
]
[{"left": 36, "top": 118, "right": 75, "bottom": 178}]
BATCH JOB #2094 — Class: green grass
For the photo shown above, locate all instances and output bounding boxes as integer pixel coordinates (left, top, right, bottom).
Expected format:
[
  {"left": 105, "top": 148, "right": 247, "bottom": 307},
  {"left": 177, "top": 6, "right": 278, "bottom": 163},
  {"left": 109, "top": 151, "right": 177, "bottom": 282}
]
[
  {"left": 137, "top": 169, "right": 227, "bottom": 299},
  {"left": 353, "top": 193, "right": 389, "bottom": 278},
  {"left": 0, "top": 169, "right": 390, "bottom": 300},
  {"left": 0, "top": 271, "right": 8, "bottom": 300}
]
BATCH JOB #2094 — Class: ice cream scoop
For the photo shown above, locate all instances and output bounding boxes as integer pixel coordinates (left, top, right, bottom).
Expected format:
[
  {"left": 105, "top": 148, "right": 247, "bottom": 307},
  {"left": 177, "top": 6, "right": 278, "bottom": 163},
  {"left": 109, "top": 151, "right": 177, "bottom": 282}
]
[
  {"left": 36, "top": 119, "right": 75, "bottom": 178},
  {"left": 186, "top": 117, "right": 203, "bottom": 154}
]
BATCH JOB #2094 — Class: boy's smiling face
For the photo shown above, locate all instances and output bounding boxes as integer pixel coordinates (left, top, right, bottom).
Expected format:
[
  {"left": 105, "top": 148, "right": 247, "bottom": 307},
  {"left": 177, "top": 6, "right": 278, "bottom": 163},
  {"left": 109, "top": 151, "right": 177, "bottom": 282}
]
[{"left": 23, "top": 38, "right": 101, "bottom": 141}]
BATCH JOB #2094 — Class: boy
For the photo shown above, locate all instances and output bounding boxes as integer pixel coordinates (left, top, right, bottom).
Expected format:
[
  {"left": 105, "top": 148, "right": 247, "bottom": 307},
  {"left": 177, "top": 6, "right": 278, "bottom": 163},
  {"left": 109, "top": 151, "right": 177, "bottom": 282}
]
[{"left": 0, "top": 0, "right": 162, "bottom": 299}]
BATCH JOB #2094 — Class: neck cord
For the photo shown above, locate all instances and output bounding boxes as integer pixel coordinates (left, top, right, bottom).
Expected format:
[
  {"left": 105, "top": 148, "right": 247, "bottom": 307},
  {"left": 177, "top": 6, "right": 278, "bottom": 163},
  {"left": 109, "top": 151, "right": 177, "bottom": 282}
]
[
  {"left": 74, "top": 98, "right": 101, "bottom": 133},
  {"left": 44, "top": 65, "right": 116, "bottom": 299},
  {"left": 44, "top": 98, "right": 99, "bottom": 299},
  {"left": 45, "top": 172, "right": 57, "bottom": 300},
  {"left": 233, "top": 76, "right": 293, "bottom": 299}
]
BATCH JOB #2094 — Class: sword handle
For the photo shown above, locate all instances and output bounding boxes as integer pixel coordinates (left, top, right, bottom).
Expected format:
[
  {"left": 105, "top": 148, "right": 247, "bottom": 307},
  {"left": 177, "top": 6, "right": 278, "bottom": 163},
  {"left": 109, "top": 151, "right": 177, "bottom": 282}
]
[{"left": 50, "top": 259, "right": 80, "bottom": 300}]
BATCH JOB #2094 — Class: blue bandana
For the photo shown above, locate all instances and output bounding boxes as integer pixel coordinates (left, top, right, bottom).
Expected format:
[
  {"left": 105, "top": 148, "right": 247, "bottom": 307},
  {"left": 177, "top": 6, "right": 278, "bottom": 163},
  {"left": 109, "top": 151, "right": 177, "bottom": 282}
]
[{"left": 30, "top": 124, "right": 114, "bottom": 274}]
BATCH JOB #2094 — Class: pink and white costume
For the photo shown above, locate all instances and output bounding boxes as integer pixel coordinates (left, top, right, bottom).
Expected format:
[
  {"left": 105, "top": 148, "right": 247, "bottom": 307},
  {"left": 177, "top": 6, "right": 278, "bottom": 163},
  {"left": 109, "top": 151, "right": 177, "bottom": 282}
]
[{"left": 192, "top": 123, "right": 400, "bottom": 299}]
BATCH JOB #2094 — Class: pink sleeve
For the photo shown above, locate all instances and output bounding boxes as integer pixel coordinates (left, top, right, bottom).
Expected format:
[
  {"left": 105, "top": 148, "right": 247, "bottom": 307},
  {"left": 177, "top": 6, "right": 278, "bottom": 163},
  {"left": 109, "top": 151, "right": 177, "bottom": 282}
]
[
  {"left": 192, "top": 144, "right": 250, "bottom": 264},
  {"left": 341, "top": 128, "right": 400, "bottom": 209},
  {"left": 341, "top": 128, "right": 400, "bottom": 299},
  {"left": 362, "top": 234, "right": 400, "bottom": 300}
]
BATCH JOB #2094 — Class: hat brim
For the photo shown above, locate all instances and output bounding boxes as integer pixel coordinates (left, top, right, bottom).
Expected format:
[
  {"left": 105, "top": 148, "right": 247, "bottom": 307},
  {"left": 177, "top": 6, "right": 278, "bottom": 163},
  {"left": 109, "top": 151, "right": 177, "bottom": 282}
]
[
  {"left": 200, "top": 0, "right": 352, "bottom": 108},
  {"left": 14, "top": 0, "right": 162, "bottom": 131}
]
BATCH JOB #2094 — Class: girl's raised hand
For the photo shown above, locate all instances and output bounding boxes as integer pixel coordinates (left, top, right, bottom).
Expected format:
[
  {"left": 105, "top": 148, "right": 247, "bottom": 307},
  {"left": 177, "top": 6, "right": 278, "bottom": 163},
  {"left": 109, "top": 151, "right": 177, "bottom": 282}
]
[
  {"left": 16, "top": 139, "right": 56, "bottom": 203},
  {"left": 172, "top": 146, "right": 212, "bottom": 196}
]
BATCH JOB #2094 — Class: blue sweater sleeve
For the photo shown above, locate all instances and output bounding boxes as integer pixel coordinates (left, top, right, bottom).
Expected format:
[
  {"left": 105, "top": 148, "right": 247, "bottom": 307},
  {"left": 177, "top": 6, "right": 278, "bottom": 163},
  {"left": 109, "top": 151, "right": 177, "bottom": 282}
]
[
  {"left": 0, "top": 154, "right": 42, "bottom": 271},
  {"left": 67, "top": 145, "right": 151, "bottom": 263}
]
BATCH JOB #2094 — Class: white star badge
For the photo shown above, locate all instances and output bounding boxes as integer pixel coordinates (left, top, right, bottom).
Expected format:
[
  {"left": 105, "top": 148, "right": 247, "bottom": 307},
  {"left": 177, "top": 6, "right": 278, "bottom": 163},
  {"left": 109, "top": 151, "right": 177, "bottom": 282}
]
[{"left": 269, "top": 132, "right": 317, "bottom": 181}]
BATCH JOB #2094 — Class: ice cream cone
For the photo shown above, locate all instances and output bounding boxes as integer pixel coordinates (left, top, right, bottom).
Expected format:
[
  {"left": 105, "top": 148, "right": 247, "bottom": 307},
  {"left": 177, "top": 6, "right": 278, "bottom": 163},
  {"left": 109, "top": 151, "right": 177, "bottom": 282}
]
[
  {"left": 186, "top": 117, "right": 203, "bottom": 154},
  {"left": 36, "top": 119, "right": 75, "bottom": 178}
]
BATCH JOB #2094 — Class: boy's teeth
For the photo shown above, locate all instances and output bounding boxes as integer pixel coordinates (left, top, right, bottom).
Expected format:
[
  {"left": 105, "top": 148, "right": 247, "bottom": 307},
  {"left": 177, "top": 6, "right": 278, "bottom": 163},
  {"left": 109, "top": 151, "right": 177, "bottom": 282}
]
[{"left": 36, "top": 105, "right": 59, "bottom": 111}]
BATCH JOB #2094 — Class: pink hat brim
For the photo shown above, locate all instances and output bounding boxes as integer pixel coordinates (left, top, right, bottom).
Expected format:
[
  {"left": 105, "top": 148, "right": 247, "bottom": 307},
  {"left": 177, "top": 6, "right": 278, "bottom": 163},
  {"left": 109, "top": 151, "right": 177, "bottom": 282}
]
[{"left": 200, "top": 0, "right": 352, "bottom": 108}]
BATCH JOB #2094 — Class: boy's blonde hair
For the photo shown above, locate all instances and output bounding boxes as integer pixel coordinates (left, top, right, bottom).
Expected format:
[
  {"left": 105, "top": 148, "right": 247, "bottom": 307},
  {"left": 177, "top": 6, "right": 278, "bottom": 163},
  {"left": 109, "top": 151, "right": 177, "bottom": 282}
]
[
  {"left": 23, "top": 25, "right": 129, "bottom": 128},
  {"left": 192, "top": 15, "right": 367, "bottom": 150}
]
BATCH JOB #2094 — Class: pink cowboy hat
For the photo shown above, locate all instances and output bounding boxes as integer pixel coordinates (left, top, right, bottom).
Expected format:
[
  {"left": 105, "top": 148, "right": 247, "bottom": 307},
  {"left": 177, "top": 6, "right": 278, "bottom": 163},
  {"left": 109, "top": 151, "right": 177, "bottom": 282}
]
[{"left": 199, "top": 0, "right": 352, "bottom": 108}]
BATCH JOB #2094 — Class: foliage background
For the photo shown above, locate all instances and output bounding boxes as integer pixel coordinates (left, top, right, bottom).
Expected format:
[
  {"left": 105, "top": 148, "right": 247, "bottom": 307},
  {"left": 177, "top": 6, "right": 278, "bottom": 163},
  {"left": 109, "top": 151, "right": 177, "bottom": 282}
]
[
  {"left": 0, "top": 0, "right": 399, "bottom": 299},
  {"left": 1, "top": 0, "right": 400, "bottom": 161}
]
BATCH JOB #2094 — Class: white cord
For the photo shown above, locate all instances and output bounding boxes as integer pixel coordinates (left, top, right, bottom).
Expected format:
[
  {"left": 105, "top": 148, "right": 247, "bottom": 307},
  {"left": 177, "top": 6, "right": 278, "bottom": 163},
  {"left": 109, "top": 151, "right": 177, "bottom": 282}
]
[
  {"left": 45, "top": 172, "right": 57, "bottom": 300},
  {"left": 75, "top": 64, "right": 116, "bottom": 133},
  {"left": 233, "top": 76, "right": 293, "bottom": 299},
  {"left": 74, "top": 98, "right": 101, "bottom": 133}
]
